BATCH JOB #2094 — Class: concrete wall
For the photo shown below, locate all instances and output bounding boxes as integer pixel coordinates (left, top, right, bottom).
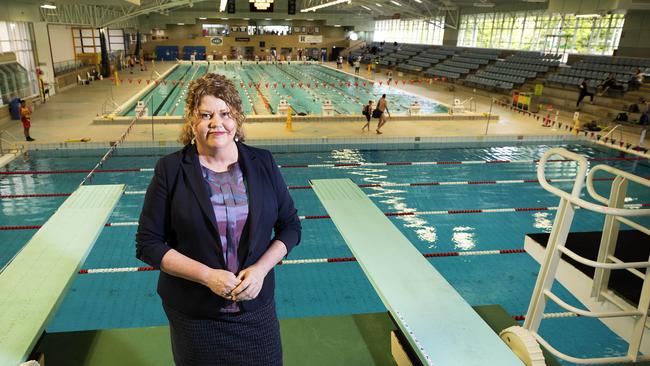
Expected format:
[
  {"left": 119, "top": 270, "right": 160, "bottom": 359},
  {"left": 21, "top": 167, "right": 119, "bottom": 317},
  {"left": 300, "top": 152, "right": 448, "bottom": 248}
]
[
  {"left": 142, "top": 22, "right": 348, "bottom": 59},
  {"left": 48, "top": 24, "right": 75, "bottom": 64},
  {"left": 617, "top": 10, "right": 650, "bottom": 58}
]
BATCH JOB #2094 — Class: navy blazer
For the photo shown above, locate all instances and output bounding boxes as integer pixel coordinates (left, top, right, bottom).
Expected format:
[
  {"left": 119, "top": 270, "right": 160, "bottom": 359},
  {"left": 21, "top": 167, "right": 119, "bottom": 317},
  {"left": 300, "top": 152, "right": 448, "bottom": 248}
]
[{"left": 136, "top": 142, "right": 301, "bottom": 318}]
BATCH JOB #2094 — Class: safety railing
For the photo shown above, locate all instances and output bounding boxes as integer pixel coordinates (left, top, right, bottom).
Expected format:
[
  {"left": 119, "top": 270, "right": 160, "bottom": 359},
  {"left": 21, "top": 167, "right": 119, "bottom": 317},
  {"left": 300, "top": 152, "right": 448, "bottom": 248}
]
[
  {"left": 523, "top": 147, "right": 650, "bottom": 364},
  {"left": 601, "top": 124, "right": 624, "bottom": 142},
  {"left": 0, "top": 130, "right": 25, "bottom": 155}
]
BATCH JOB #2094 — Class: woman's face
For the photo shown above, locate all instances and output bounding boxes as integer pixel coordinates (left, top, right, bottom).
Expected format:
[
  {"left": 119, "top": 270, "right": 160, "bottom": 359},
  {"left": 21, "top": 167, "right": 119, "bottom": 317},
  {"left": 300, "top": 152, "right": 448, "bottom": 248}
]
[{"left": 192, "top": 95, "right": 237, "bottom": 151}]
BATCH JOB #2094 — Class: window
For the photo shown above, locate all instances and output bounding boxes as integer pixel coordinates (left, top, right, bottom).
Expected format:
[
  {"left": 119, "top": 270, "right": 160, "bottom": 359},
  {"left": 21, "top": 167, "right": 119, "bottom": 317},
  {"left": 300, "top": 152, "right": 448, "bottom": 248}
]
[
  {"left": 373, "top": 17, "right": 445, "bottom": 45},
  {"left": 0, "top": 21, "right": 38, "bottom": 103},
  {"left": 72, "top": 27, "right": 101, "bottom": 55},
  {"left": 108, "top": 28, "right": 125, "bottom": 51},
  {"left": 457, "top": 11, "right": 625, "bottom": 55}
]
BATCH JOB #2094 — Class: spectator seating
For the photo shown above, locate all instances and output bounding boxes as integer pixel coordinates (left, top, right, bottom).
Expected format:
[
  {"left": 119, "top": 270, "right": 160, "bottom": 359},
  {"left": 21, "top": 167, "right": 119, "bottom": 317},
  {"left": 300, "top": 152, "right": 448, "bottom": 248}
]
[
  {"left": 423, "top": 48, "right": 498, "bottom": 80},
  {"left": 464, "top": 75, "right": 513, "bottom": 91}
]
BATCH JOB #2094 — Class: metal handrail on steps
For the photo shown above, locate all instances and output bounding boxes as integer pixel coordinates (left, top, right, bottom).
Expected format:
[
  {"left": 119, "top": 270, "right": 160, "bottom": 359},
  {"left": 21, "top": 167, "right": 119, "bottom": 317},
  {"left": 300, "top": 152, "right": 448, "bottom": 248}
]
[{"left": 0, "top": 130, "right": 25, "bottom": 155}]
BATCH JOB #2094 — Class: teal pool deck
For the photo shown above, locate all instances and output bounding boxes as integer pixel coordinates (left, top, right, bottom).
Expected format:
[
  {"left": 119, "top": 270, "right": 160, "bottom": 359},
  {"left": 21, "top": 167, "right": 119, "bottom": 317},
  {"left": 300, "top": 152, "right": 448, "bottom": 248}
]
[
  {"left": 0, "top": 185, "right": 124, "bottom": 365},
  {"left": 311, "top": 178, "right": 524, "bottom": 366},
  {"left": 95, "top": 61, "right": 493, "bottom": 124}
]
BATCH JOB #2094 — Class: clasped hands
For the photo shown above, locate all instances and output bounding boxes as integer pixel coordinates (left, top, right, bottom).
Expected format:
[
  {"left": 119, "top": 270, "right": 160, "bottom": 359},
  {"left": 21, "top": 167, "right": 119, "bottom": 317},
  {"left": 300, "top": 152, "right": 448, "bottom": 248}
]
[{"left": 205, "top": 265, "right": 266, "bottom": 302}]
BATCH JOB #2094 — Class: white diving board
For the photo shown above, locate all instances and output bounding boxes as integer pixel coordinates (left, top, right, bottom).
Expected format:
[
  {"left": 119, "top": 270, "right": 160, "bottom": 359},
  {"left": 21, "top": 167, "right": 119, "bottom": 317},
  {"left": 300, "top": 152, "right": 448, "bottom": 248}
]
[
  {"left": 0, "top": 184, "right": 125, "bottom": 365},
  {"left": 311, "top": 179, "right": 523, "bottom": 366}
]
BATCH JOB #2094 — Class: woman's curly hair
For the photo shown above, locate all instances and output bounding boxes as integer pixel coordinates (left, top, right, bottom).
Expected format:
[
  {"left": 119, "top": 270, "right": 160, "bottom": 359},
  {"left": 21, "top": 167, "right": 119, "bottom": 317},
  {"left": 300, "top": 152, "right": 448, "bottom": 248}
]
[{"left": 179, "top": 73, "right": 245, "bottom": 145}]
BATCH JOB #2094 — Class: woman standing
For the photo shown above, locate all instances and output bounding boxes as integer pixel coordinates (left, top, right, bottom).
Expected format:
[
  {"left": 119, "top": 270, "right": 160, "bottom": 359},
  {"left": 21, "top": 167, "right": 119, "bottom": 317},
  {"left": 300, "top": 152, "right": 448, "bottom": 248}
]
[{"left": 136, "top": 73, "right": 301, "bottom": 366}]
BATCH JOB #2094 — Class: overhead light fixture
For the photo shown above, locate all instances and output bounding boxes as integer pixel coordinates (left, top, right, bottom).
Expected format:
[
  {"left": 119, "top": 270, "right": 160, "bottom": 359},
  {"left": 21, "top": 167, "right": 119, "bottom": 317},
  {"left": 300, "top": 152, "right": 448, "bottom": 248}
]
[
  {"left": 390, "top": 0, "right": 401, "bottom": 5},
  {"left": 361, "top": 4, "right": 371, "bottom": 10},
  {"left": 219, "top": 0, "right": 227, "bottom": 11},
  {"left": 334, "top": 24, "right": 341, "bottom": 27},
  {"left": 250, "top": 0, "right": 274, "bottom": 11},
  {"left": 265, "top": 18, "right": 271, "bottom": 20},
  {"left": 221, "top": 17, "right": 229, "bottom": 19},
  {"left": 414, "top": 0, "right": 422, "bottom": 2},
  {"left": 473, "top": 1, "right": 495, "bottom": 7},
  {"left": 301, "top": 0, "right": 351, "bottom": 12},
  {"left": 243, "top": 18, "right": 250, "bottom": 20},
  {"left": 285, "top": 18, "right": 292, "bottom": 21},
  {"left": 575, "top": 13, "right": 600, "bottom": 18},
  {"left": 40, "top": 3, "right": 57, "bottom": 9},
  {"left": 177, "top": 23, "right": 185, "bottom": 25},
  {"left": 198, "top": 17, "right": 207, "bottom": 20},
  {"left": 307, "top": 18, "right": 314, "bottom": 21}
]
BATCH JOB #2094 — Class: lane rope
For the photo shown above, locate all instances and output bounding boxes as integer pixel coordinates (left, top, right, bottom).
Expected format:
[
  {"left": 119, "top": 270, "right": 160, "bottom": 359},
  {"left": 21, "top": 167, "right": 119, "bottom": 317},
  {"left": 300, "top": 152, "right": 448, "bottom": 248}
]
[
  {"left": 5, "top": 176, "right": 648, "bottom": 199},
  {"left": 3, "top": 203, "right": 648, "bottom": 231},
  {"left": 1, "top": 156, "right": 643, "bottom": 176},
  {"left": 77, "top": 248, "right": 527, "bottom": 274}
]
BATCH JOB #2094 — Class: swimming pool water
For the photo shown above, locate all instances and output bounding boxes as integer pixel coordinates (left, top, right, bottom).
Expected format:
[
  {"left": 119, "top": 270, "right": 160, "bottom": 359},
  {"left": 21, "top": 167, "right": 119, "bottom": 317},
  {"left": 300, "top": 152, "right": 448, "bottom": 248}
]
[
  {"left": 123, "top": 63, "right": 448, "bottom": 116},
  {"left": 1, "top": 141, "right": 649, "bottom": 364}
]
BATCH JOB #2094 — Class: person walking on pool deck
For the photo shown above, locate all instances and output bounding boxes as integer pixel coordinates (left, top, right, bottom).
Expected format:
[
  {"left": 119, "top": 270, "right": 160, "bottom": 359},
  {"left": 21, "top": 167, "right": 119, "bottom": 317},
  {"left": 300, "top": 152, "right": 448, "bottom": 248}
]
[
  {"left": 136, "top": 73, "right": 301, "bottom": 366},
  {"left": 19, "top": 100, "right": 34, "bottom": 141},
  {"left": 374, "top": 94, "right": 390, "bottom": 134},
  {"left": 362, "top": 100, "right": 373, "bottom": 132}
]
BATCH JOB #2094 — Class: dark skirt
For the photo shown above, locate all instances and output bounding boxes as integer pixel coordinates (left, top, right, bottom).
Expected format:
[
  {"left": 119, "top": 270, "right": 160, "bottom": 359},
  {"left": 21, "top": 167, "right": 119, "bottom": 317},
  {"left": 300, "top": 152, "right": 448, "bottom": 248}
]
[{"left": 164, "top": 300, "right": 282, "bottom": 366}]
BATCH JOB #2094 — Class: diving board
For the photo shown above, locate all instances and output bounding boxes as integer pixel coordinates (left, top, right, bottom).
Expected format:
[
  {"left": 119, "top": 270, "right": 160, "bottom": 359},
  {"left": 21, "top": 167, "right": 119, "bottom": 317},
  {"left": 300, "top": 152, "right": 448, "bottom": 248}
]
[
  {"left": 0, "top": 184, "right": 124, "bottom": 365},
  {"left": 311, "top": 179, "right": 523, "bottom": 366}
]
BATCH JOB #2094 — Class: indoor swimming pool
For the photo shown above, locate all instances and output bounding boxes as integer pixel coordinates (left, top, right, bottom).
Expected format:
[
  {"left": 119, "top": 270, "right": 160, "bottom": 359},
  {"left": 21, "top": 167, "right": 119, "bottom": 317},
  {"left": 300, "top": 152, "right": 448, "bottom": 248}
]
[
  {"left": 1, "top": 140, "right": 649, "bottom": 364},
  {"left": 121, "top": 62, "right": 449, "bottom": 117}
]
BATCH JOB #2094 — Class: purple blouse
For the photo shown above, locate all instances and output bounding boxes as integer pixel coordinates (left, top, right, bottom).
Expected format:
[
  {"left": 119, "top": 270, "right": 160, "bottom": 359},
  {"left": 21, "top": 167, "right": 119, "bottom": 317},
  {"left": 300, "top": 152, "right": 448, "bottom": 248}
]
[{"left": 201, "top": 162, "right": 249, "bottom": 312}]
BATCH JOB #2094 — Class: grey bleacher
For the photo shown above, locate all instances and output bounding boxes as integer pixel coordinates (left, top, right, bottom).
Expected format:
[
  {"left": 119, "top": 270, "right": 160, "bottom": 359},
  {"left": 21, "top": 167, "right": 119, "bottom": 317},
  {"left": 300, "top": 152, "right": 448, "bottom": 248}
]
[
  {"left": 581, "top": 55, "right": 650, "bottom": 68},
  {"left": 453, "top": 55, "right": 489, "bottom": 65},
  {"left": 572, "top": 62, "right": 635, "bottom": 75},
  {"left": 446, "top": 59, "right": 480, "bottom": 70},
  {"left": 485, "top": 65, "right": 536, "bottom": 79},
  {"left": 545, "top": 74, "right": 585, "bottom": 87},
  {"left": 513, "top": 51, "right": 562, "bottom": 61},
  {"left": 423, "top": 68, "right": 460, "bottom": 80},
  {"left": 508, "top": 56, "right": 560, "bottom": 67},
  {"left": 412, "top": 55, "right": 444, "bottom": 63},
  {"left": 393, "top": 53, "right": 411, "bottom": 60},
  {"left": 462, "top": 52, "right": 499, "bottom": 61},
  {"left": 475, "top": 70, "right": 525, "bottom": 85},
  {"left": 558, "top": 67, "right": 607, "bottom": 81},
  {"left": 465, "top": 74, "right": 513, "bottom": 91},
  {"left": 495, "top": 60, "right": 548, "bottom": 73}
]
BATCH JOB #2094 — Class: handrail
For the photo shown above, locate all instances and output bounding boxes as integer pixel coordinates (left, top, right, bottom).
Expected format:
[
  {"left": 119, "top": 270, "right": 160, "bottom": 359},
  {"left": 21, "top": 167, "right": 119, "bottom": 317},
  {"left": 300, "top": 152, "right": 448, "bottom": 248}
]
[
  {"left": 524, "top": 147, "right": 650, "bottom": 364},
  {"left": 544, "top": 289, "right": 642, "bottom": 318},
  {"left": 601, "top": 124, "right": 622, "bottom": 140},
  {"left": 537, "top": 148, "right": 650, "bottom": 217},
  {"left": 0, "top": 130, "right": 25, "bottom": 155},
  {"left": 558, "top": 245, "right": 650, "bottom": 270},
  {"left": 586, "top": 165, "right": 650, "bottom": 206}
]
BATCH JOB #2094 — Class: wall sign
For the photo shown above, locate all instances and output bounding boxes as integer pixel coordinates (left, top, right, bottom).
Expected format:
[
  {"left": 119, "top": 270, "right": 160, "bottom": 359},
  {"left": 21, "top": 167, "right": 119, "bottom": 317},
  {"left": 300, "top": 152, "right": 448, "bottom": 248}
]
[
  {"left": 210, "top": 37, "right": 223, "bottom": 45},
  {"left": 235, "top": 37, "right": 251, "bottom": 42},
  {"left": 299, "top": 35, "right": 322, "bottom": 43}
]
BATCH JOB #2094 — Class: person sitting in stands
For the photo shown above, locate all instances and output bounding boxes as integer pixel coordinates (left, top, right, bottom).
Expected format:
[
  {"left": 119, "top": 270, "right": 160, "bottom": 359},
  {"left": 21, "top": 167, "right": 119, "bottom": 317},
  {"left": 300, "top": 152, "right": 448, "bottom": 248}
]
[{"left": 598, "top": 73, "right": 618, "bottom": 96}]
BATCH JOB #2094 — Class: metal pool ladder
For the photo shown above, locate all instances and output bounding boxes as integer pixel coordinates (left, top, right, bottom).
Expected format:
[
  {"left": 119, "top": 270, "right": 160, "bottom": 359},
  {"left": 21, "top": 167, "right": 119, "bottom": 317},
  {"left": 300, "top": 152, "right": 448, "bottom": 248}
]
[{"left": 523, "top": 147, "right": 650, "bottom": 364}]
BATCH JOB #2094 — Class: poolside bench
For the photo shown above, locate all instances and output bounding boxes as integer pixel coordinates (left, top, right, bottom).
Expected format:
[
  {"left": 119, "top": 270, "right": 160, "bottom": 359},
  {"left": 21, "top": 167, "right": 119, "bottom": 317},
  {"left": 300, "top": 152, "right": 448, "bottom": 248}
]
[
  {"left": 310, "top": 179, "right": 523, "bottom": 366},
  {"left": 0, "top": 184, "right": 125, "bottom": 365}
]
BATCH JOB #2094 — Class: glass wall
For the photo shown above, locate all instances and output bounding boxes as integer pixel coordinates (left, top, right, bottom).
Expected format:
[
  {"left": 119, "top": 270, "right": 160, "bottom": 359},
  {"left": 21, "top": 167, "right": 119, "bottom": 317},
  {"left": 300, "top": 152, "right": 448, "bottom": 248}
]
[
  {"left": 373, "top": 17, "right": 445, "bottom": 45},
  {"left": 0, "top": 21, "right": 37, "bottom": 104},
  {"left": 457, "top": 11, "right": 625, "bottom": 55}
]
